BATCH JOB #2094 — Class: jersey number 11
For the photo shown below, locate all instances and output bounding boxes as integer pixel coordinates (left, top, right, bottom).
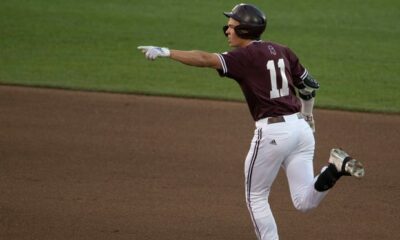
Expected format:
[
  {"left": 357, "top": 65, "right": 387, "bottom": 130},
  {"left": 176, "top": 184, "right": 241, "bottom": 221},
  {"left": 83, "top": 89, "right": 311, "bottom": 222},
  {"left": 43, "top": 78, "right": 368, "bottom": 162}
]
[{"left": 267, "top": 58, "right": 289, "bottom": 99}]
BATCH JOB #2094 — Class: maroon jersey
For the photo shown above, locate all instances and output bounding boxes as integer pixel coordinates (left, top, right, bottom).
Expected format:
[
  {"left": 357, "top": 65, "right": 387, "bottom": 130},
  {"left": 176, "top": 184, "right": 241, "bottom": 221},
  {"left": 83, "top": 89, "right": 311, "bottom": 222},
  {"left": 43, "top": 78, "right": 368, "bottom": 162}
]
[{"left": 216, "top": 41, "right": 309, "bottom": 121}]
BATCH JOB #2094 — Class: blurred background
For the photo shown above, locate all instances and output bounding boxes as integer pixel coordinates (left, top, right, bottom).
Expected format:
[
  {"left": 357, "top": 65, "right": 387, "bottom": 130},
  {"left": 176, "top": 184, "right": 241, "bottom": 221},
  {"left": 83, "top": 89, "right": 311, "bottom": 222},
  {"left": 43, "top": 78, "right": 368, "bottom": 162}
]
[{"left": 1, "top": 0, "right": 399, "bottom": 112}]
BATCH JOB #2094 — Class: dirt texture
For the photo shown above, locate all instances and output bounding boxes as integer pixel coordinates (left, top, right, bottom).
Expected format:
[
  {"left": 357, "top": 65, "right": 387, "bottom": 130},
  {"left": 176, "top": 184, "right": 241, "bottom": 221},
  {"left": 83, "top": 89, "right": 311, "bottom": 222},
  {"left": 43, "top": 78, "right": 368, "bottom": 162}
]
[{"left": 0, "top": 85, "right": 399, "bottom": 240}]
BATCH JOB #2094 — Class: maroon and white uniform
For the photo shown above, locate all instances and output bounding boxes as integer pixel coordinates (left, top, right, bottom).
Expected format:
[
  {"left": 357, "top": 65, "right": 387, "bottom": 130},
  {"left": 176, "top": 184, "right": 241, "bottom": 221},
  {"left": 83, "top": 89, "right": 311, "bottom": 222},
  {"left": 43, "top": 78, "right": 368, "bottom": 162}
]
[
  {"left": 216, "top": 41, "right": 328, "bottom": 240},
  {"left": 216, "top": 41, "right": 308, "bottom": 120}
]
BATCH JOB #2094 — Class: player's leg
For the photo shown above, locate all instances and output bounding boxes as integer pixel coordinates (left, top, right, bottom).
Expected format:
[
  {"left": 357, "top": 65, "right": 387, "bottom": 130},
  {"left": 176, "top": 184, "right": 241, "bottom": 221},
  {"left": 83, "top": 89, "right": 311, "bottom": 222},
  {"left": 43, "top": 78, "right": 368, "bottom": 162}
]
[
  {"left": 283, "top": 120, "right": 365, "bottom": 211},
  {"left": 282, "top": 120, "right": 328, "bottom": 211},
  {"left": 244, "top": 126, "right": 293, "bottom": 240},
  {"left": 244, "top": 128, "right": 280, "bottom": 240},
  {"left": 283, "top": 150, "right": 330, "bottom": 211}
]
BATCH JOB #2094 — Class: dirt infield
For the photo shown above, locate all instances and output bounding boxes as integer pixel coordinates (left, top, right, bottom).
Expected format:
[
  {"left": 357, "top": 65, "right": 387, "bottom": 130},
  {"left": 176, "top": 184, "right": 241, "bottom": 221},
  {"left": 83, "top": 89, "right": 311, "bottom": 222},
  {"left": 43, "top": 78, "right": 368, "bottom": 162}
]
[{"left": 1, "top": 85, "right": 399, "bottom": 240}]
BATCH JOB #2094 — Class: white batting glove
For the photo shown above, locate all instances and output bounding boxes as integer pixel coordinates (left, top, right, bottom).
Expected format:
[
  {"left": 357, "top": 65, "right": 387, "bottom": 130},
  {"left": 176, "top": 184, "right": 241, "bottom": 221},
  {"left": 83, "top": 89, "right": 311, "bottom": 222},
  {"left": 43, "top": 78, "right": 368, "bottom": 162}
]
[
  {"left": 137, "top": 46, "right": 170, "bottom": 60},
  {"left": 302, "top": 113, "right": 315, "bottom": 133}
]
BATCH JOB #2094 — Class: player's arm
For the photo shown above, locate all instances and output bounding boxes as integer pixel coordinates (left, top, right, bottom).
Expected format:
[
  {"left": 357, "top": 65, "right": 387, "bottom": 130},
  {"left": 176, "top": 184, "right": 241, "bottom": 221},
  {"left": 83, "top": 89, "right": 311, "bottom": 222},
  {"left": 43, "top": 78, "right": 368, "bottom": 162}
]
[
  {"left": 296, "top": 74, "right": 320, "bottom": 132},
  {"left": 170, "top": 50, "right": 221, "bottom": 69},
  {"left": 137, "top": 46, "right": 221, "bottom": 69}
]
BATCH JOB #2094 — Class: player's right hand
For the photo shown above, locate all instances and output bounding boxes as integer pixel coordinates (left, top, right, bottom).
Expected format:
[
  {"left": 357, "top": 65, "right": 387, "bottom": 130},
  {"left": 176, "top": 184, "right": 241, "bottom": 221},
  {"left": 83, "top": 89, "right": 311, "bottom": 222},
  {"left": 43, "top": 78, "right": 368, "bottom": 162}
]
[{"left": 137, "top": 46, "right": 170, "bottom": 60}]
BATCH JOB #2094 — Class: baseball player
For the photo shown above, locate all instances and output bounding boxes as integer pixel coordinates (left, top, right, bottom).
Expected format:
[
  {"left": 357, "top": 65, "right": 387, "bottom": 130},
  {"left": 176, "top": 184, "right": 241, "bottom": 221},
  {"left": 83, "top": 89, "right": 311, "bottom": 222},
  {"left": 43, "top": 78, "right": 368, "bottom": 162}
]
[{"left": 138, "top": 3, "right": 365, "bottom": 240}]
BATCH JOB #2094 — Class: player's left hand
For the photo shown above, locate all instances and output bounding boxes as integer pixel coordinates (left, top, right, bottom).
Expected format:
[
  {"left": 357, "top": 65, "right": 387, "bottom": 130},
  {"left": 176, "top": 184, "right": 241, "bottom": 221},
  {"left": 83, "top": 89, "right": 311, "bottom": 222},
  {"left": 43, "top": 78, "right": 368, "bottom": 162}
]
[
  {"left": 138, "top": 46, "right": 170, "bottom": 60},
  {"left": 302, "top": 113, "right": 315, "bottom": 133}
]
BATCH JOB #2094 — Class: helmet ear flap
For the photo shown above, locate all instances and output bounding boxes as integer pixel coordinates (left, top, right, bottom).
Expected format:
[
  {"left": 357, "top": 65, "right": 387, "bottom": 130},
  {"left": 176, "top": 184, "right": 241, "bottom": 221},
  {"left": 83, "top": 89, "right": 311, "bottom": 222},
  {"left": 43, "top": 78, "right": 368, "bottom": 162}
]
[
  {"left": 223, "top": 24, "right": 250, "bottom": 38},
  {"left": 222, "top": 25, "right": 228, "bottom": 37},
  {"left": 234, "top": 25, "right": 250, "bottom": 38},
  {"left": 223, "top": 24, "right": 265, "bottom": 39},
  {"left": 234, "top": 24, "right": 265, "bottom": 40}
]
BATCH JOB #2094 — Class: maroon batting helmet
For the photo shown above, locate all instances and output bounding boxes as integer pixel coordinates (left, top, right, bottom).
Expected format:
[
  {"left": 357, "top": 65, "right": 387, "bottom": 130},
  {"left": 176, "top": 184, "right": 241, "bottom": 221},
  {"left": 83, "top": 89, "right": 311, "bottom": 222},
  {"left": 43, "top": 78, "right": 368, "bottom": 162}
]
[{"left": 223, "top": 3, "right": 267, "bottom": 40}]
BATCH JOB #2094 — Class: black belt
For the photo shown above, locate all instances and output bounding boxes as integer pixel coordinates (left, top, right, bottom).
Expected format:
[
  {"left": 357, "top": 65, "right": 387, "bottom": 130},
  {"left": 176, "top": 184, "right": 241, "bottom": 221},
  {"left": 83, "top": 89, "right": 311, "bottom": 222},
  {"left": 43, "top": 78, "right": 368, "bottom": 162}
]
[{"left": 267, "top": 113, "right": 303, "bottom": 124}]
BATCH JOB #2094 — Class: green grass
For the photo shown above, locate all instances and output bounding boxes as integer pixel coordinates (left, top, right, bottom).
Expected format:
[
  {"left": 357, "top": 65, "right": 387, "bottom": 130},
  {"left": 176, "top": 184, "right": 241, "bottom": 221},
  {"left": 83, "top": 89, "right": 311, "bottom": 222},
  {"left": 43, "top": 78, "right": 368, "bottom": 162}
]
[{"left": 1, "top": 0, "right": 399, "bottom": 113}]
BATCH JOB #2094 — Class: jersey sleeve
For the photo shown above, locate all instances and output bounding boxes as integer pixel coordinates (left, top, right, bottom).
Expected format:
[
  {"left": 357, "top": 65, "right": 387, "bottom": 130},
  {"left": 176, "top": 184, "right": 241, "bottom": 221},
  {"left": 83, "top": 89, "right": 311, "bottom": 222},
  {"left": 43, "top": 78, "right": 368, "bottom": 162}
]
[
  {"left": 286, "top": 47, "right": 309, "bottom": 87},
  {"left": 215, "top": 48, "right": 249, "bottom": 81}
]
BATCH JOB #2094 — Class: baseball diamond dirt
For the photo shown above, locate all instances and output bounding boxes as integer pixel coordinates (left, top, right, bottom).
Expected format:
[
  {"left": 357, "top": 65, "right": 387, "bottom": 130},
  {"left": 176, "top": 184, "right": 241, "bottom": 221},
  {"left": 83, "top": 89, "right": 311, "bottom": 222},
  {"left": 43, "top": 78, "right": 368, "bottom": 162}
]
[{"left": 0, "top": 85, "right": 399, "bottom": 240}]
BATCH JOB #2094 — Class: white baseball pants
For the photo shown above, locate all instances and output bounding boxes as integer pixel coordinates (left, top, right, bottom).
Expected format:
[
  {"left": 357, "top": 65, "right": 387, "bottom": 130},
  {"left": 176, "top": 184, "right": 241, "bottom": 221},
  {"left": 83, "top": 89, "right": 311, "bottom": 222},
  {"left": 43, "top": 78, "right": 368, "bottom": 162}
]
[{"left": 244, "top": 113, "right": 329, "bottom": 240}]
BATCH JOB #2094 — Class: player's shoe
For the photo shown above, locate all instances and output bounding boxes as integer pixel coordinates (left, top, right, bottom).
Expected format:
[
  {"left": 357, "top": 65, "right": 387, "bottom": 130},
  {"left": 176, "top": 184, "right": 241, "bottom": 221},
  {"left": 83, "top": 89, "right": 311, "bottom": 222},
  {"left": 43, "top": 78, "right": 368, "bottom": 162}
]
[{"left": 329, "top": 148, "right": 365, "bottom": 178}]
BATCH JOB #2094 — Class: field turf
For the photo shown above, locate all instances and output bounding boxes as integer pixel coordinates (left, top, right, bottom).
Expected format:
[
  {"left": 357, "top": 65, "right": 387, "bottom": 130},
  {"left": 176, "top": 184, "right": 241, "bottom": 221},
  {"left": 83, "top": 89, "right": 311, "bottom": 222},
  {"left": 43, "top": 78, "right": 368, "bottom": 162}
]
[{"left": 1, "top": 0, "right": 399, "bottom": 112}]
